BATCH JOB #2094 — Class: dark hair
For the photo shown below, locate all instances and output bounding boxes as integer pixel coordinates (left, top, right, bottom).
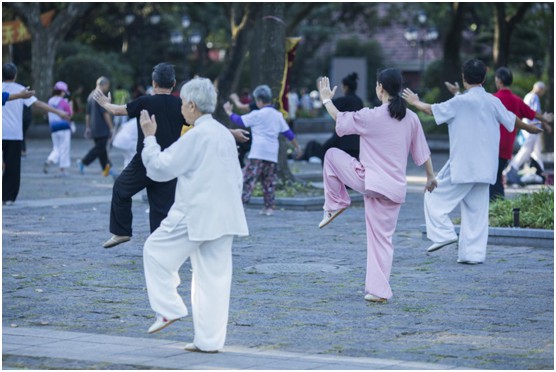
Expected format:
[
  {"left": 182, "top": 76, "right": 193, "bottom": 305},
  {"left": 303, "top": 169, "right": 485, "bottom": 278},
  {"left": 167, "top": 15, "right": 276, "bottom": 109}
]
[
  {"left": 377, "top": 68, "right": 406, "bottom": 121},
  {"left": 3, "top": 63, "right": 17, "bottom": 81},
  {"left": 342, "top": 72, "right": 358, "bottom": 93},
  {"left": 495, "top": 67, "right": 513, "bottom": 87},
  {"left": 462, "top": 59, "right": 486, "bottom": 85},
  {"left": 52, "top": 89, "right": 65, "bottom": 97},
  {"left": 152, "top": 63, "right": 176, "bottom": 89}
]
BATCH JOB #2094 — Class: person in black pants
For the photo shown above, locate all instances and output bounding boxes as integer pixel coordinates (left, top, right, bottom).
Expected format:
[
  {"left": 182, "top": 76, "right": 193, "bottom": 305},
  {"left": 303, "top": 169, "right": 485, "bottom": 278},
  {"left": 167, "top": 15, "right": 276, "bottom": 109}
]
[
  {"left": 300, "top": 72, "right": 364, "bottom": 162},
  {"left": 94, "top": 63, "right": 185, "bottom": 248},
  {"left": 79, "top": 77, "right": 114, "bottom": 176}
]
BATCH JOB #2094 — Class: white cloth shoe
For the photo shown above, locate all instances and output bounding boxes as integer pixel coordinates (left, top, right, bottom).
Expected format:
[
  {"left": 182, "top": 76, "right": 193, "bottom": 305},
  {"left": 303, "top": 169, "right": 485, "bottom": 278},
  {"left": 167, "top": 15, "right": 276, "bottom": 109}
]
[
  {"left": 427, "top": 239, "right": 458, "bottom": 252},
  {"left": 103, "top": 235, "right": 131, "bottom": 249},
  {"left": 184, "top": 343, "right": 218, "bottom": 353},
  {"left": 318, "top": 208, "right": 347, "bottom": 229},
  {"left": 457, "top": 259, "right": 483, "bottom": 265},
  {"left": 147, "top": 314, "right": 178, "bottom": 334},
  {"left": 364, "top": 294, "right": 387, "bottom": 303}
]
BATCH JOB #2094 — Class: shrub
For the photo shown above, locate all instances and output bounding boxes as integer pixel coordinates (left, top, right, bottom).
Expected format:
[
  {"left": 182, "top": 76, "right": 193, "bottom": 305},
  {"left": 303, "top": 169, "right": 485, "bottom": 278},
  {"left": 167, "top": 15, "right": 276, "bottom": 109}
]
[{"left": 489, "top": 188, "right": 554, "bottom": 229}]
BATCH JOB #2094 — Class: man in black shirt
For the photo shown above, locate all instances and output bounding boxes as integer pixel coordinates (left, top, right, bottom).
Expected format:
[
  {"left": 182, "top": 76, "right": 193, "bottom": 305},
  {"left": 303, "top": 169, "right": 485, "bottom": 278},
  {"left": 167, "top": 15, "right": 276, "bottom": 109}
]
[{"left": 94, "top": 63, "right": 185, "bottom": 248}]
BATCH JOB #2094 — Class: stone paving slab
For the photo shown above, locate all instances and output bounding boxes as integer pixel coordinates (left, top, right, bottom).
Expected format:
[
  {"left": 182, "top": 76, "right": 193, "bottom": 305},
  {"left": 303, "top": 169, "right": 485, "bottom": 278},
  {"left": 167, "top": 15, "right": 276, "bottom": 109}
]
[
  {"left": 2, "top": 138, "right": 554, "bottom": 370},
  {"left": 2, "top": 327, "right": 461, "bottom": 370}
]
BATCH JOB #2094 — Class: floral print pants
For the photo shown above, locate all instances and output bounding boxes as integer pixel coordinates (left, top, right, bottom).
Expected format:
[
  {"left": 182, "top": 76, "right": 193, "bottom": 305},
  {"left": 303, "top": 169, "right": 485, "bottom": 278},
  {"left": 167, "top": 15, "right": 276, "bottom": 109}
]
[{"left": 242, "top": 159, "right": 277, "bottom": 209}]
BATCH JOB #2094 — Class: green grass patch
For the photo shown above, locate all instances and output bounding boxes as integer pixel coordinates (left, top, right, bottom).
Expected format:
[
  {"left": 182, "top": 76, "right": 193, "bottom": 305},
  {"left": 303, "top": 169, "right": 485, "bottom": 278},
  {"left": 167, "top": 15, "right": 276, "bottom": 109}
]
[{"left": 489, "top": 188, "right": 554, "bottom": 229}]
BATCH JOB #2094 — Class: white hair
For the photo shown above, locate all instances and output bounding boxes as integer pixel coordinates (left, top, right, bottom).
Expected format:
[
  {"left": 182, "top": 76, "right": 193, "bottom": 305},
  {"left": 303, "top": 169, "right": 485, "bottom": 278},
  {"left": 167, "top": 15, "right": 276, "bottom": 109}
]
[
  {"left": 533, "top": 81, "right": 545, "bottom": 90},
  {"left": 180, "top": 77, "right": 217, "bottom": 114}
]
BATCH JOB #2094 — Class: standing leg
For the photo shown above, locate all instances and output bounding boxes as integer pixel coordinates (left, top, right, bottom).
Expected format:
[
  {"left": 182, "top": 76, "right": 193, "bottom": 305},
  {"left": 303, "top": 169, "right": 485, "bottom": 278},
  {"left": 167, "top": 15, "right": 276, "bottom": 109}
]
[
  {"left": 143, "top": 222, "right": 195, "bottom": 321},
  {"left": 59, "top": 130, "right": 71, "bottom": 169},
  {"left": 109, "top": 155, "right": 147, "bottom": 237},
  {"left": 47, "top": 132, "right": 60, "bottom": 165},
  {"left": 81, "top": 138, "right": 104, "bottom": 167},
  {"left": 530, "top": 134, "right": 545, "bottom": 172},
  {"left": 489, "top": 158, "right": 507, "bottom": 201},
  {"left": 96, "top": 137, "right": 110, "bottom": 170},
  {"left": 424, "top": 162, "right": 473, "bottom": 244},
  {"left": 322, "top": 148, "right": 365, "bottom": 212},
  {"left": 2, "top": 140, "right": 22, "bottom": 202},
  {"left": 458, "top": 183, "right": 490, "bottom": 263},
  {"left": 146, "top": 178, "right": 177, "bottom": 233},
  {"left": 242, "top": 159, "right": 263, "bottom": 204},
  {"left": 190, "top": 235, "right": 234, "bottom": 351},
  {"left": 260, "top": 161, "right": 277, "bottom": 210},
  {"left": 364, "top": 196, "right": 401, "bottom": 300},
  {"left": 509, "top": 131, "right": 535, "bottom": 171}
]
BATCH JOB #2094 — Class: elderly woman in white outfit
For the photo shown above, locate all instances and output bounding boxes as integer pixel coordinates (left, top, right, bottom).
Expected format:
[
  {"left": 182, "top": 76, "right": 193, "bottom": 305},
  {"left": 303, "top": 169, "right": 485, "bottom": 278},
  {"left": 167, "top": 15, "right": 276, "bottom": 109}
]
[{"left": 139, "top": 77, "right": 249, "bottom": 353}]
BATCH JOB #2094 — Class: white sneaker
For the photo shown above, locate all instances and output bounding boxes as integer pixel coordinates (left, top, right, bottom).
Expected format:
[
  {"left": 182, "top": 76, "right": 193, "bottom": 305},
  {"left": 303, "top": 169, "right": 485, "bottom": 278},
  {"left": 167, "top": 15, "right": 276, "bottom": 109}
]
[
  {"left": 427, "top": 239, "right": 458, "bottom": 252},
  {"left": 184, "top": 343, "right": 218, "bottom": 353},
  {"left": 148, "top": 314, "right": 178, "bottom": 334},
  {"left": 364, "top": 294, "right": 387, "bottom": 303},
  {"left": 318, "top": 208, "right": 346, "bottom": 228},
  {"left": 259, "top": 208, "right": 274, "bottom": 216}
]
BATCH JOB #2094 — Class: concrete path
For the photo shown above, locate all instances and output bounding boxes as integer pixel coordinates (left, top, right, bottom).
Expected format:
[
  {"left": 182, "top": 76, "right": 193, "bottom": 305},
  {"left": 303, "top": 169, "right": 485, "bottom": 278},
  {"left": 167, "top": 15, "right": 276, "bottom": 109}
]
[
  {"left": 2, "top": 138, "right": 553, "bottom": 370},
  {"left": 3, "top": 327, "right": 464, "bottom": 370}
]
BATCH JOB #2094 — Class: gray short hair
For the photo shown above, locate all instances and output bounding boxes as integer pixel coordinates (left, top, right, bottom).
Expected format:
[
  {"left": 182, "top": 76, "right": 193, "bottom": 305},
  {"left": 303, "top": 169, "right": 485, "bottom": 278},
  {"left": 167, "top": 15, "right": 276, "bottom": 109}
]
[
  {"left": 533, "top": 81, "right": 545, "bottom": 90},
  {"left": 253, "top": 85, "right": 272, "bottom": 104},
  {"left": 96, "top": 76, "right": 110, "bottom": 87},
  {"left": 180, "top": 77, "right": 217, "bottom": 114}
]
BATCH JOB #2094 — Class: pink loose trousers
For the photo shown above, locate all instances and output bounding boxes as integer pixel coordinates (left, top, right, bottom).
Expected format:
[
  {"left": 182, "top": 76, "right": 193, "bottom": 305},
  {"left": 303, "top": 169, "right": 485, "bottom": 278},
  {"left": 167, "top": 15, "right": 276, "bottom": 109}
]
[{"left": 323, "top": 148, "right": 401, "bottom": 299}]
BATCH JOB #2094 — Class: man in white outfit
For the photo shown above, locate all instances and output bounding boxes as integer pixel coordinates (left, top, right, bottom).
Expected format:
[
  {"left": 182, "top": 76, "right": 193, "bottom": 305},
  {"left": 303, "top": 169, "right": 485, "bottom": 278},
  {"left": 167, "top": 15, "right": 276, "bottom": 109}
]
[
  {"left": 139, "top": 77, "right": 249, "bottom": 353},
  {"left": 506, "top": 81, "right": 553, "bottom": 184},
  {"left": 403, "top": 59, "right": 542, "bottom": 264}
]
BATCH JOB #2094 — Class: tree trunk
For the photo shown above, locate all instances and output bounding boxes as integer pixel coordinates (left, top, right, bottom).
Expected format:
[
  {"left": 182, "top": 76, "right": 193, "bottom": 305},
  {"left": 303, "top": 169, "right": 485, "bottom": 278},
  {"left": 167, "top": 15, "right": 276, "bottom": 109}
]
[
  {"left": 493, "top": 3, "right": 532, "bottom": 68},
  {"left": 7, "top": 3, "right": 91, "bottom": 100},
  {"left": 441, "top": 3, "right": 467, "bottom": 101},
  {"left": 542, "top": 4, "right": 554, "bottom": 152},
  {"left": 214, "top": 3, "right": 260, "bottom": 124},
  {"left": 250, "top": 4, "right": 294, "bottom": 183}
]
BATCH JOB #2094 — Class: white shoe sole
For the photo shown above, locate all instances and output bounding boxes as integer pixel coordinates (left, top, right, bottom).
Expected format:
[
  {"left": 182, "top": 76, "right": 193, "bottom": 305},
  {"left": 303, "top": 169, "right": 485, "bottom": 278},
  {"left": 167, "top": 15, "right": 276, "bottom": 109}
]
[
  {"left": 427, "top": 239, "right": 458, "bottom": 252},
  {"left": 319, "top": 208, "right": 347, "bottom": 229}
]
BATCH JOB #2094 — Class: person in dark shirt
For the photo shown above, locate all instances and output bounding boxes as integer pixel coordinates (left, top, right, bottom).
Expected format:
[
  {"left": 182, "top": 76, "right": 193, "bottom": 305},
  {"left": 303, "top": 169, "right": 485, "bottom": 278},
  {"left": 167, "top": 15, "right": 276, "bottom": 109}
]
[
  {"left": 300, "top": 72, "right": 364, "bottom": 162},
  {"left": 79, "top": 77, "right": 115, "bottom": 176},
  {"left": 94, "top": 63, "right": 186, "bottom": 248}
]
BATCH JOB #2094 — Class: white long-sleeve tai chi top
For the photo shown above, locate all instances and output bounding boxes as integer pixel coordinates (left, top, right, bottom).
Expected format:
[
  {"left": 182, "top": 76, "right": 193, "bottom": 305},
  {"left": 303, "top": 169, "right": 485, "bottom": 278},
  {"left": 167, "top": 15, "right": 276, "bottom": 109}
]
[{"left": 142, "top": 114, "right": 249, "bottom": 241}]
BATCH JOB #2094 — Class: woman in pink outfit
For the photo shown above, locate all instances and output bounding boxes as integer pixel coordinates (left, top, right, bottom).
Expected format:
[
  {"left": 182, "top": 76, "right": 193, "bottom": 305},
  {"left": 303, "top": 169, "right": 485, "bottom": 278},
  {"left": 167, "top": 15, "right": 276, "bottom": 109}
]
[{"left": 317, "top": 69, "right": 437, "bottom": 302}]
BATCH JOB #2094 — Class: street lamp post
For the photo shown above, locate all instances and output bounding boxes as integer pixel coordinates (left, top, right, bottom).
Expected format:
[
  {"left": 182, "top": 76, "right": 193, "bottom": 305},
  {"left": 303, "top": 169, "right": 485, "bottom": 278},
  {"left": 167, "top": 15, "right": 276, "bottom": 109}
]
[{"left": 404, "top": 11, "right": 438, "bottom": 87}]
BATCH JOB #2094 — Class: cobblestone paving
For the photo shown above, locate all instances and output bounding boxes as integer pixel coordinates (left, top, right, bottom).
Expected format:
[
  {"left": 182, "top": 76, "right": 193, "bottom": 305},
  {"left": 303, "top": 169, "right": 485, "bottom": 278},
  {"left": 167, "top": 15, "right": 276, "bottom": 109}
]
[{"left": 2, "top": 138, "right": 553, "bottom": 369}]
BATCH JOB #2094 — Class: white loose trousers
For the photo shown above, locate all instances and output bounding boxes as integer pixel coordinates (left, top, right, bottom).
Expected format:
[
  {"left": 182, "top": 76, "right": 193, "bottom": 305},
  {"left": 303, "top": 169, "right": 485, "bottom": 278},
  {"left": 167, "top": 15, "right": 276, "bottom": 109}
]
[
  {"left": 509, "top": 131, "right": 544, "bottom": 172},
  {"left": 143, "top": 221, "right": 234, "bottom": 351},
  {"left": 424, "top": 161, "right": 490, "bottom": 263},
  {"left": 47, "top": 129, "right": 71, "bottom": 168}
]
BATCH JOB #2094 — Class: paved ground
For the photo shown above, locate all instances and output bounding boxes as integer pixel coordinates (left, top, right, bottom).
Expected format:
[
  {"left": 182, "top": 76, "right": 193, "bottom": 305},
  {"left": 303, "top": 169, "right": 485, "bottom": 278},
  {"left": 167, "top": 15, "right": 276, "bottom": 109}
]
[{"left": 2, "top": 137, "right": 554, "bottom": 370}]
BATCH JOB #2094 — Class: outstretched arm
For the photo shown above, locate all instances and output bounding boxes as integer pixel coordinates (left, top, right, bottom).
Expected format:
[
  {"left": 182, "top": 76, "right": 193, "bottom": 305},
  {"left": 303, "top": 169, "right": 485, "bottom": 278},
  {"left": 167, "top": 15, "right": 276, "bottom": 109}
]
[
  {"left": 92, "top": 89, "right": 128, "bottom": 116},
  {"left": 317, "top": 76, "right": 338, "bottom": 120},
  {"left": 31, "top": 100, "right": 71, "bottom": 121},
  {"left": 516, "top": 117, "right": 543, "bottom": 134},
  {"left": 402, "top": 88, "right": 432, "bottom": 115}
]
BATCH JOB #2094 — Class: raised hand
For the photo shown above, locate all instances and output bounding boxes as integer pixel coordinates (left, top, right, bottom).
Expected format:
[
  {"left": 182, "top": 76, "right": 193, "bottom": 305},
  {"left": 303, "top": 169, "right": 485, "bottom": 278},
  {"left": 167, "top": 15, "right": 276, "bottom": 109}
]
[
  {"left": 401, "top": 88, "right": 420, "bottom": 106},
  {"left": 317, "top": 76, "right": 337, "bottom": 101},
  {"left": 139, "top": 109, "right": 157, "bottom": 137},
  {"left": 92, "top": 88, "right": 111, "bottom": 107},
  {"left": 444, "top": 81, "right": 460, "bottom": 96}
]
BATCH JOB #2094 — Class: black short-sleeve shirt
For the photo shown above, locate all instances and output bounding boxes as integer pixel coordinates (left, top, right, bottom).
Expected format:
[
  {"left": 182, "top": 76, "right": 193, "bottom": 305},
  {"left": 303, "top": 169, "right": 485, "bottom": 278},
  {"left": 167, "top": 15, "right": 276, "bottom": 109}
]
[{"left": 126, "top": 94, "right": 185, "bottom": 153}]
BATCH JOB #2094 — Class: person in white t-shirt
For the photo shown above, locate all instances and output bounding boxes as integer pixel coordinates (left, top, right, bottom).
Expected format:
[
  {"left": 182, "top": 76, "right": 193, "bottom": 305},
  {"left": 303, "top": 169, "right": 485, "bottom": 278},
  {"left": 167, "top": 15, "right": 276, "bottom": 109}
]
[
  {"left": 224, "top": 85, "right": 301, "bottom": 216},
  {"left": 2, "top": 63, "right": 71, "bottom": 205},
  {"left": 402, "top": 59, "right": 541, "bottom": 264}
]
